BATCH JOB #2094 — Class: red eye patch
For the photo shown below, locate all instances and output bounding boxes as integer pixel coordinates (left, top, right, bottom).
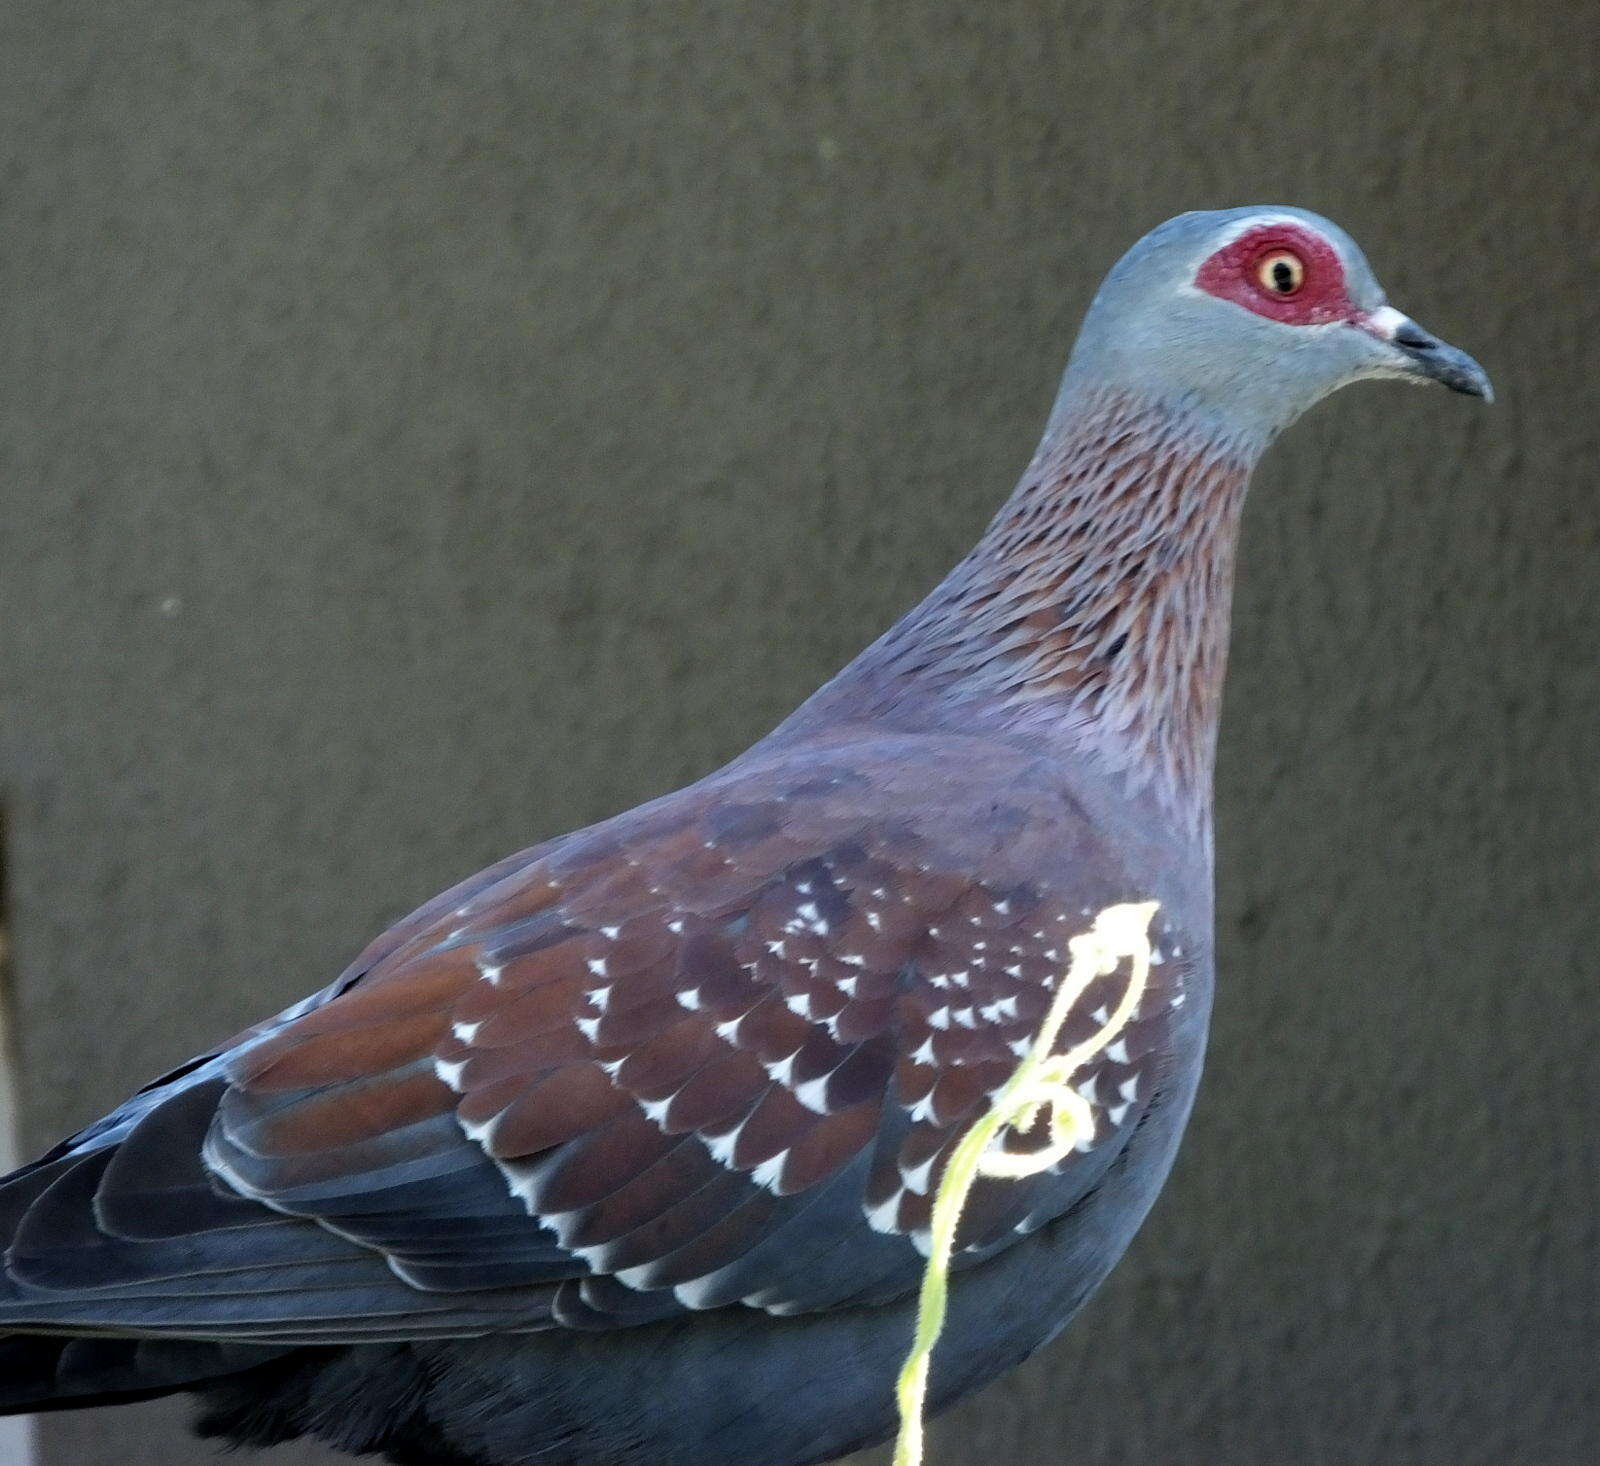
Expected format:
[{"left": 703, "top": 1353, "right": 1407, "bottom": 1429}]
[{"left": 1194, "top": 222, "right": 1357, "bottom": 326}]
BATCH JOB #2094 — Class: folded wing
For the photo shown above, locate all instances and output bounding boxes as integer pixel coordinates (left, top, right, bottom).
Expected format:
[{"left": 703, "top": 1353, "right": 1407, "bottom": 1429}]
[{"left": 1, "top": 739, "right": 1186, "bottom": 1343}]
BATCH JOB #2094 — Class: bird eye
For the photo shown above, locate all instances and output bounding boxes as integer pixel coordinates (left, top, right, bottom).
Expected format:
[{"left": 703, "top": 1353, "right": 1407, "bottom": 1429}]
[{"left": 1256, "top": 249, "right": 1305, "bottom": 296}]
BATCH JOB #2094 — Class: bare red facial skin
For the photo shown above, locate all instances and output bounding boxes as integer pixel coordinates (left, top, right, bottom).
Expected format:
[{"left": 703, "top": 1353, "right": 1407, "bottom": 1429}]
[{"left": 1194, "top": 222, "right": 1360, "bottom": 326}]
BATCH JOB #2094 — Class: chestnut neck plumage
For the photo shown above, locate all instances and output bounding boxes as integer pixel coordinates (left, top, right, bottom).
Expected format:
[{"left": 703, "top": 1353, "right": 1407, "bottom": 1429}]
[{"left": 781, "top": 386, "right": 1264, "bottom": 828}]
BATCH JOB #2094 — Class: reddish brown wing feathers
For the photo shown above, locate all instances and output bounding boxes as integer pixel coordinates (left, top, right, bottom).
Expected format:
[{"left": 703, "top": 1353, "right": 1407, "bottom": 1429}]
[{"left": 208, "top": 739, "right": 1188, "bottom": 1324}]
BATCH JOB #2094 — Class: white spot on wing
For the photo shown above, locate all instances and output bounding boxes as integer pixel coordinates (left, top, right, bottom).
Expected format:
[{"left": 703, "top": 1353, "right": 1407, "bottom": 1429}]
[
  {"left": 793, "top": 902, "right": 829, "bottom": 935},
  {"left": 614, "top": 1261, "right": 659, "bottom": 1290},
  {"left": 705, "top": 1119, "right": 746, "bottom": 1166},
  {"left": 672, "top": 1273, "right": 725, "bottom": 1310},
  {"left": 865, "top": 1189, "right": 904, "bottom": 1234},
  {"left": 569, "top": 1241, "right": 614, "bottom": 1272},
  {"left": 793, "top": 1072, "right": 832, "bottom": 1114},
  {"left": 460, "top": 1113, "right": 498, "bottom": 1146},
  {"left": 434, "top": 1058, "right": 467, "bottom": 1091},
  {"left": 749, "top": 1149, "right": 789, "bottom": 1190},
  {"left": 901, "top": 1152, "right": 938, "bottom": 1194}
]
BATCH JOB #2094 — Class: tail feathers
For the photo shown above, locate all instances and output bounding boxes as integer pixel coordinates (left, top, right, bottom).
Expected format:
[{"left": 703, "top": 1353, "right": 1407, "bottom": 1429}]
[
  {"left": 193, "top": 1343, "right": 487, "bottom": 1466},
  {"left": 0, "top": 1333, "right": 292, "bottom": 1415},
  {"left": 3, "top": 1334, "right": 492, "bottom": 1466}
]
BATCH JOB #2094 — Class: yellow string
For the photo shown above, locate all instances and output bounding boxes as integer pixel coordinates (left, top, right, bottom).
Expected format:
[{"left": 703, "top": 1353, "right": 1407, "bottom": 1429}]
[{"left": 891, "top": 901, "right": 1159, "bottom": 1466}]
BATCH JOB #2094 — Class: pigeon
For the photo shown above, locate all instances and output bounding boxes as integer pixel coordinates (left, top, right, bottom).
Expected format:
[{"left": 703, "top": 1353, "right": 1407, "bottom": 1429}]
[{"left": 0, "top": 208, "right": 1489, "bottom": 1466}]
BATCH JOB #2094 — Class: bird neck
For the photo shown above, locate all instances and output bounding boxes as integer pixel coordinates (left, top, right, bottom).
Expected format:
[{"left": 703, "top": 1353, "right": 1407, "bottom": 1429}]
[{"left": 782, "top": 386, "right": 1263, "bottom": 825}]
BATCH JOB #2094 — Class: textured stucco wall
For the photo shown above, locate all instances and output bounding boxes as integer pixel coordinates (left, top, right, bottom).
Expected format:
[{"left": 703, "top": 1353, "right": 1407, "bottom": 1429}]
[
  {"left": 0, "top": 844, "right": 31, "bottom": 1466},
  {"left": 1, "top": 3, "right": 1595, "bottom": 1464}
]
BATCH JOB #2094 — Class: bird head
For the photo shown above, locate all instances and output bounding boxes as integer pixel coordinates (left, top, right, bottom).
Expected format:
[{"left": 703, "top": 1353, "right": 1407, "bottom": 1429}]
[{"left": 1060, "top": 206, "right": 1492, "bottom": 443}]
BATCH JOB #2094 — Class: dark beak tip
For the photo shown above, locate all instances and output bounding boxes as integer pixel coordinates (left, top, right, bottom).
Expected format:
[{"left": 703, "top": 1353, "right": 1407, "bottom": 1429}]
[
  {"left": 1394, "top": 326, "right": 1494, "bottom": 404},
  {"left": 1446, "top": 356, "right": 1495, "bottom": 404}
]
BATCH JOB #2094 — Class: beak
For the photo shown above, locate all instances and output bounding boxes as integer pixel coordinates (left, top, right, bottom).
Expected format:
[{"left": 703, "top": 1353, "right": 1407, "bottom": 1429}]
[{"left": 1362, "top": 306, "right": 1494, "bottom": 402}]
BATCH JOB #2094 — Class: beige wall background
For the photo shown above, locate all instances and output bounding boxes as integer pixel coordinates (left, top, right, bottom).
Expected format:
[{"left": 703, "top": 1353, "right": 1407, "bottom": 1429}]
[{"left": 1, "top": 3, "right": 1595, "bottom": 1464}]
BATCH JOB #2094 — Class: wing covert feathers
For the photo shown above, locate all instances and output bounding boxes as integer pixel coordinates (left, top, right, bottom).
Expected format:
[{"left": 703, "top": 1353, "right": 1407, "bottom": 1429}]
[{"left": 3, "top": 737, "right": 1190, "bottom": 1340}]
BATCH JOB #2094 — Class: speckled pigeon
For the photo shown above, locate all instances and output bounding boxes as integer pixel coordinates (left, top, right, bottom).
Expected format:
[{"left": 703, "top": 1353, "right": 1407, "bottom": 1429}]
[{"left": 0, "top": 208, "right": 1489, "bottom": 1466}]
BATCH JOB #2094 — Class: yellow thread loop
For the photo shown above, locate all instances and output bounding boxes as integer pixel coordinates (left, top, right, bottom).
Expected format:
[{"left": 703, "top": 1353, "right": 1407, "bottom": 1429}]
[{"left": 892, "top": 901, "right": 1159, "bottom": 1466}]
